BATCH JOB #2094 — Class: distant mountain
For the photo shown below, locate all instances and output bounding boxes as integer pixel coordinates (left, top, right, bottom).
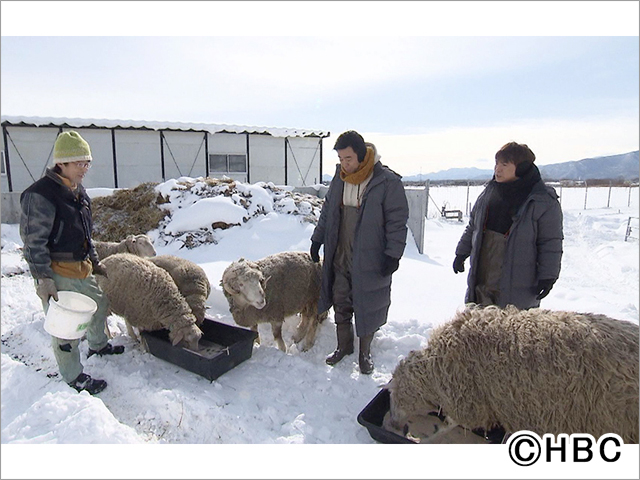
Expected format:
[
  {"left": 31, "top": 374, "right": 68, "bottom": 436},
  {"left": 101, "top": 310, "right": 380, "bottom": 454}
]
[
  {"left": 404, "top": 167, "right": 492, "bottom": 182},
  {"left": 404, "top": 151, "right": 639, "bottom": 182},
  {"left": 538, "top": 151, "right": 639, "bottom": 181}
]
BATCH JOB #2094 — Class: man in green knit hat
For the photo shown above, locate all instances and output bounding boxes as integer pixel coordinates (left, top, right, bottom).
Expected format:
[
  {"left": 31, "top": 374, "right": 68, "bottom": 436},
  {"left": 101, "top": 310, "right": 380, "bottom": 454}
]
[{"left": 20, "top": 130, "right": 124, "bottom": 395}]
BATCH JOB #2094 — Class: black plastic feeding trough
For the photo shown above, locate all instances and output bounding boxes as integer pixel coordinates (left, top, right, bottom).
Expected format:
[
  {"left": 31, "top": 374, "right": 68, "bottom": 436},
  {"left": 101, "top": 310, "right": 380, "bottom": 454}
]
[
  {"left": 141, "top": 316, "right": 258, "bottom": 381},
  {"left": 358, "top": 389, "right": 416, "bottom": 443},
  {"left": 357, "top": 389, "right": 505, "bottom": 444}
]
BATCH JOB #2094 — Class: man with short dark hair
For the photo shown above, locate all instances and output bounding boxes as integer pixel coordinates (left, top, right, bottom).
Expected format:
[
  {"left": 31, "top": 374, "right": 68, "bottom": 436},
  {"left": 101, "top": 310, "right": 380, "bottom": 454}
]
[
  {"left": 453, "top": 141, "right": 563, "bottom": 308},
  {"left": 20, "top": 130, "right": 123, "bottom": 395},
  {"left": 310, "top": 130, "right": 409, "bottom": 374}
]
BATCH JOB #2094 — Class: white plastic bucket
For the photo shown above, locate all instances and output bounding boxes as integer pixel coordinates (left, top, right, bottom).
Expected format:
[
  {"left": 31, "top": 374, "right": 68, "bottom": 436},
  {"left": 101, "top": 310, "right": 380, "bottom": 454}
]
[{"left": 44, "top": 291, "right": 97, "bottom": 340}]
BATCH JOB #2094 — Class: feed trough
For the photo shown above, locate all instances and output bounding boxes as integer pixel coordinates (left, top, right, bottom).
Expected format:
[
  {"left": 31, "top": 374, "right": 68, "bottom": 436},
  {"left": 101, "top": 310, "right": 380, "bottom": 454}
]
[
  {"left": 142, "top": 316, "right": 258, "bottom": 381},
  {"left": 357, "top": 389, "right": 506, "bottom": 444}
]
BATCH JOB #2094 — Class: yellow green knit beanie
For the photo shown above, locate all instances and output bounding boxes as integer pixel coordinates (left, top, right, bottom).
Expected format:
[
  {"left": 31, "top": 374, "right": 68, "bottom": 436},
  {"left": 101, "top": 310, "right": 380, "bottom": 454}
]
[{"left": 53, "top": 131, "right": 92, "bottom": 164}]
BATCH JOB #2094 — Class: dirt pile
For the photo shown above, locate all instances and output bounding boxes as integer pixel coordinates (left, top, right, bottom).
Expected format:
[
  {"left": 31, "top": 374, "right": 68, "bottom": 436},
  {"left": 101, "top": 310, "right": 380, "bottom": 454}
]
[
  {"left": 91, "top": 177, "right": 324, "bottom": 248},
  {"left": 91, "top": 182, "right": 167, "bottom": 242}
]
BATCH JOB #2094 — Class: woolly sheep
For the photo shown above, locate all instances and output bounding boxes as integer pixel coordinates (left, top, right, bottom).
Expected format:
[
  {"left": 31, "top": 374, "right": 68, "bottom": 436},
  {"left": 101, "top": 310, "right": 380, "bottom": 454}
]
[
  {"left": 221, "top": 251, "right": 327, "bottom": 352},
  {"left": 96, "top": 253, "right": 203, "bottom": 351},
  {"left": 383, "top": 305, "right": 639, "bottom": 444},
  {"left": 148, "top": 255, "right": 211, "bottom": 325},
  {"left": 94, "top": 234, "right": 156, "bottom": 259}
]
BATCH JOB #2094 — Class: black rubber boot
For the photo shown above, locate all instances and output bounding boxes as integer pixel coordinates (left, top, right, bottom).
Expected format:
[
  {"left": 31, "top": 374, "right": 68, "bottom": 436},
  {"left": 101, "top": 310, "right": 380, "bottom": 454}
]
[
  {"left": 68, "top": 373, "right": 107, "bottom": 395},
  {"left": 358, "top": 333, "right": 374, "bottom": 375},
  {"left": 88, "top": 343, "right": 125, "bottom": 358},
  {"left": 325, "top": 322, "right": 354, "bottom": 365}
]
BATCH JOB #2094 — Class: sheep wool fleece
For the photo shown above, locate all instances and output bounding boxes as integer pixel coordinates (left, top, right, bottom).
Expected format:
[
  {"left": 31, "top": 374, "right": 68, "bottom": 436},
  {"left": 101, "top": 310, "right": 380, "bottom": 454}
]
[{"left": 312, "top": 158, "right": 409, "bottom": 337}]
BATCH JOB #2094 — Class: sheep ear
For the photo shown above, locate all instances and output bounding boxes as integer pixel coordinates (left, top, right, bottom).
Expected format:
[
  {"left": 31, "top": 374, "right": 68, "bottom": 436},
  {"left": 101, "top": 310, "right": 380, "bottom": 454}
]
[
  {"left": 222, "top": 281, "right": 239, "bottom": 295},
  {"left": 124, "top": 235, "right": 136, "bottom": 251},
  {"left": 171, "top": 329, "right": 185, "bottom": 346},
  {"left": 263, "top": 275, "right": 272, "bottom": 287}
]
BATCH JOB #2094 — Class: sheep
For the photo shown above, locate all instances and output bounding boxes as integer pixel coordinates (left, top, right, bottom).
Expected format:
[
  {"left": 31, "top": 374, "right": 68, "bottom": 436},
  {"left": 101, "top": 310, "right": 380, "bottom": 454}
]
[
  {"left": 96, "top": 253, "right": 203, "bottom": 352},
  {"left": 221, "top": 251, "right": 327, "bottom": 352},
  {"left": 93, "top": 234, "right": 156, "bottom": 260},
  {"left": 147, "top": 255, "right": 211, "bottom": 325},
  {"left": 93, "top": 234, "right": 156, "bottom": 339},
  {"left": 383, "top": 305, "right": 639, "bottom": 444}
]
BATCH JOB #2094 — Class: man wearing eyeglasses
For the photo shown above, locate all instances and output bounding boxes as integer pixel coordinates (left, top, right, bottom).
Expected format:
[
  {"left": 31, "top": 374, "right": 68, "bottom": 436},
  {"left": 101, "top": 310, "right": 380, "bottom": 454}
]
[{"left": 20, "top": 130, "right": 124, "bottom": 395}]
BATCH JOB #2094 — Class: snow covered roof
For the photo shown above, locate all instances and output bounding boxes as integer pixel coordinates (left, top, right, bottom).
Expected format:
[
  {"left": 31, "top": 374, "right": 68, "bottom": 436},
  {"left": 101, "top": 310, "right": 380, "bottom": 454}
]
[{"left": 1, "top": 115, "right": 329, "bottom": 139}]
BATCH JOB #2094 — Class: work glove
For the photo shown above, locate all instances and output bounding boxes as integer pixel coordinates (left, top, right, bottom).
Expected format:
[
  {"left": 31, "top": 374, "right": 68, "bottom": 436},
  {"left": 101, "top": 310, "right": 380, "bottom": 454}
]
[
  {"left": 453, "top": 254, "right": 467, "bottom": 274},
  {"left": 310, "top": 241, "right": 322, "bottom": 263},
  {"left": 535, "top": 279, "right": 556, "bottom": 300},
  {"left": 36, "top": 278, "right": 58, "bottom": 303},
  {"left": 382, "top": 255, "right": 400, "bottom": 276},
  {"left": 92, "top": 261, "right": 108, "bottom": 277}
]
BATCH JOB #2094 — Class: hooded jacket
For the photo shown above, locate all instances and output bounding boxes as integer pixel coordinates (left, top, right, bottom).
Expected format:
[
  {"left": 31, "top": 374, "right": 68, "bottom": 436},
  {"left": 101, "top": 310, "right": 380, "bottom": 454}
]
[
  {"left": 311, "top": 145, "right": 409, "bottom": 336},
  {"left": 455, "top": 165, "right": 563, "bottom": 309}
]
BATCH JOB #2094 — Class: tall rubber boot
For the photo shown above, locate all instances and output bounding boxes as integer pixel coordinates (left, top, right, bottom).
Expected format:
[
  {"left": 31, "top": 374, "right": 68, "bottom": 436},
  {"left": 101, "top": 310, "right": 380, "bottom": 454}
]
[
  {"left": 325, "top": 322, "right": 354, "bottom": 365},
  {"left": 359, "top": 333, "right": 374, "bottom": 374}
]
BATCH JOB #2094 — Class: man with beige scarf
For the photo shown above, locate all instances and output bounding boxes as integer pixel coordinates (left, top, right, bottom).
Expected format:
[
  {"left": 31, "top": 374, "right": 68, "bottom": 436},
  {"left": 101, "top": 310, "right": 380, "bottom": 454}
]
[{"left": 310, "top": 130, "right": 409, "bottom": 374}]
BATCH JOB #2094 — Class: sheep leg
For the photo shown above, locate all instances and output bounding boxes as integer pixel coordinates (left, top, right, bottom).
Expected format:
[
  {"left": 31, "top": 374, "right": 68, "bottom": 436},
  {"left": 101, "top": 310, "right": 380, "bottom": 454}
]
[
  {"left": 125, "top": 319, "right": 141, "bottom": 344},
  {"left": 296, "top": 314, "right": 319, "bottom": 352},
  {"left": 271, "top": 321, "right": 286, "bottom": 352},
  {"left": 292, "top": 314, "right": 309, "bottom": 345},
  {"left": 303, "top": 314, "right": 321, "bottom": 350},
  {"left": 104, "top": 324, "right": 114, "bottom": 339},
  {"left": 140, "top": 335, "right": 150, "bottom": 353},
  {"left": 251, "top": 325, "right": 260, "bottom": 345}
]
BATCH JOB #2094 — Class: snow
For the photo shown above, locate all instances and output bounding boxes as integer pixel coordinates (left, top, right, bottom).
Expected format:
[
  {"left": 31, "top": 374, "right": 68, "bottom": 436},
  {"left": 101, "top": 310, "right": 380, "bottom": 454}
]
[
  {"left": 164, "top": 197, "right": 248, "bottom": 234},
  {"left": 2, "top": 180, "right": 639, "bottom": 479}
]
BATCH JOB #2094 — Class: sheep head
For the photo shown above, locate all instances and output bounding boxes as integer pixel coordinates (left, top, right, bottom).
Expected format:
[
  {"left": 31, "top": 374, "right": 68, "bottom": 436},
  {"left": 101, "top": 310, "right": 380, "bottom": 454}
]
[
  {"left": 221, "top": 259, "right": 269, "bottom": 310},
  {"left": 125, "top": 234, "right": 157, "bottom": 258},
  {"left": 170, "top": 323, "right": 203, "bottom": 352},
  {"left": 383, "top": 376, "right": 442, "bottom": 437}
]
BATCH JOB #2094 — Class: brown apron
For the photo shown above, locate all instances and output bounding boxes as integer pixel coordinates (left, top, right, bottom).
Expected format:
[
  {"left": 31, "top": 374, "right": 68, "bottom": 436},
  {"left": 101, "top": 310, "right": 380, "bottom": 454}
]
[
  {"left": 332, "top": 205, "right": 359, "bottom": 324},
  {"left": 474, "top": 229, "right": 507, "bottom": 306}
]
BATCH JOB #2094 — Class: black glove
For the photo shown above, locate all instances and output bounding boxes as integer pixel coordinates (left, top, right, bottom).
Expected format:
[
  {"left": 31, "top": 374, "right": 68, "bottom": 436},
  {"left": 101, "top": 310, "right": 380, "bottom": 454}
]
[
  {"left": 382, "top": 255, "right": 400, "bottom": 276},
  {"left": 36, "top": 278, "right": 58, "bottom": 303},
  {"left": 310, "top": 241, "right": 321, "bottom": 263},
  {"left": 535, "top": 279, "right": 556, "bottom": 300},
  {"left": 92, "top": 261, "right": 108, "bottom": 277},
  {"left": 453, "top": 254, "right": 467, "bottom": 274}
]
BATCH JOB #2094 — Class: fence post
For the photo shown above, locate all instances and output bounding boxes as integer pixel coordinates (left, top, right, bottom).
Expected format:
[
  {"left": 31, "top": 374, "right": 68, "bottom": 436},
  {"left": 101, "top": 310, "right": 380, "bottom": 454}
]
[
  {"left": 466, "top": 182, "right": 470, "bottom": 216},
  {"left": 607, "top": 181, "right": 612, "bottom": 208},
  {"left": 425, "top": 179, "right": 430, "bottom": 219},
  {"left": 560, "top": 184, "right": 562, "bottom": 207},
  {"left": 583, "top": 181, "right": 588, "bottom": 210}
]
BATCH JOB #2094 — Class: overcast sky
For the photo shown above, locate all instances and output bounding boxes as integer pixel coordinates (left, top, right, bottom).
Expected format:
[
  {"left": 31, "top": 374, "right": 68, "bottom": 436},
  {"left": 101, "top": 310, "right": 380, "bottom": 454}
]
[{"left": 1, "top": 1, "right": 638, "bottom": 176}]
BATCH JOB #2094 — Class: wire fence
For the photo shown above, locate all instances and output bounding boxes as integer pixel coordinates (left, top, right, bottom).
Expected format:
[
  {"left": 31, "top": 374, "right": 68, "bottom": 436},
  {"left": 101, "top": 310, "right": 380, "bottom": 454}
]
[{"left": 424, "top": 184, "right": 640, "bottom": 219}]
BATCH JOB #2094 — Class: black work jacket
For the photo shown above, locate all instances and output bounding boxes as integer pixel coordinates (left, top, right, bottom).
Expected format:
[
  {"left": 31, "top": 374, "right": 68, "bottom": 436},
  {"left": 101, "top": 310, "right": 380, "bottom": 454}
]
[{"left": 20, "top": 168, "right": 97, "bottom": 279}]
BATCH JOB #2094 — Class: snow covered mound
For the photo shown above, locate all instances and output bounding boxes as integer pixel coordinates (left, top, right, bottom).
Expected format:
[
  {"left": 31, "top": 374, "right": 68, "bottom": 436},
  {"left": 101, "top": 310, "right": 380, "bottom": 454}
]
[{"left": 153, "top": 177, "right": 323, "bottom": 249}]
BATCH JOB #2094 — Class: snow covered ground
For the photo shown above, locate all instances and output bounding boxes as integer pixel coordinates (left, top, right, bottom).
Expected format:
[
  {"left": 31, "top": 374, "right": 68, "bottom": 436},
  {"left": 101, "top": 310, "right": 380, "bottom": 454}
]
[{"left": 2, "top": 179, "right": 638, "bottom": 479}]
